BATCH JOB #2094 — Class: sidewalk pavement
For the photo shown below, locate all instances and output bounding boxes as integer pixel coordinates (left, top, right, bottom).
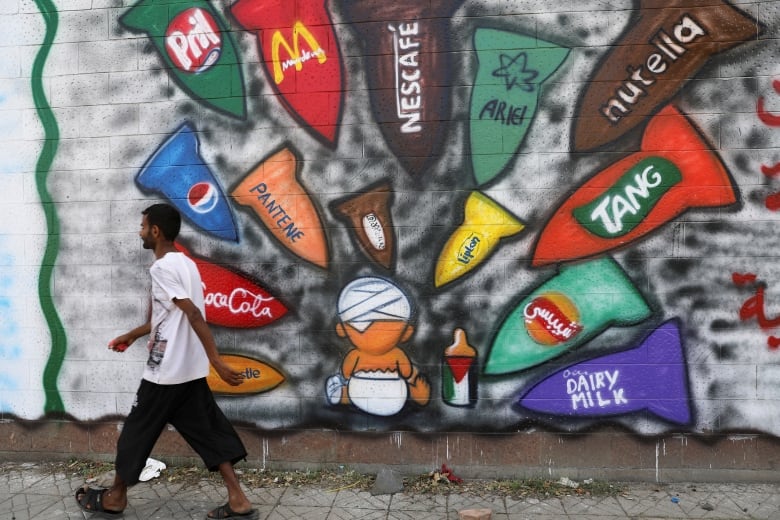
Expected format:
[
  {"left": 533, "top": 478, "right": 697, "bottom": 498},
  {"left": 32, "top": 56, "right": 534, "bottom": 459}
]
[{"left": 3, "top": 462, "right": 780, "bottom": 520}]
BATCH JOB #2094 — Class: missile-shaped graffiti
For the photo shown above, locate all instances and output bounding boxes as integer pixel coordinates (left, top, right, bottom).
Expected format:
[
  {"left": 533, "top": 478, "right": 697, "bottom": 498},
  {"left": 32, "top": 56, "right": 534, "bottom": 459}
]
[
  {"left": 136, "top": 123, "right": 239, "bottom": 242},
  {"left": 484, "top": 257, "right": 651, "bottom": 376},
  {"left": 572, "top": 0, "right": 761, "bottom": 152},
  {"left": 207, "top": 354, "right": 286, "bottom": 395},
  {"left": 341, "top": 0, "right": 464, "bottom": 176},
  {"left": 231, "top": 146, "right": 329, "bottom": 269},
  {"left": 120, "top": 0, "right": 246, "bottom": 119},
  {"left": 231, "top": 0, "right": 344, "bottom": 146},
  {"left": 517, "top": 320, "right": 692, "bottom": 425},
  {"left": 434, "top": 192, "right": 525, "bottom": 288},
  {"left": 470, "top": 29, "right": 569, "bottom": 186},
  {"left": 176, "top": 243, "right": 288, "bottom": 328},
  {"left": 332, "top": 182, "right": 396, "bottom": 270},
  {"left": 533, "top": 105, "right": 738, "bottom": 267}
]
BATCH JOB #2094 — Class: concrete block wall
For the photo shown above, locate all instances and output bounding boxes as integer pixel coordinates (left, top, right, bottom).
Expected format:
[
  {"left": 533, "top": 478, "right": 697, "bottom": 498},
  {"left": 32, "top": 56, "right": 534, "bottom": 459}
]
[{"left": 2, "top": 0, "right": 780, "bottom": 481}]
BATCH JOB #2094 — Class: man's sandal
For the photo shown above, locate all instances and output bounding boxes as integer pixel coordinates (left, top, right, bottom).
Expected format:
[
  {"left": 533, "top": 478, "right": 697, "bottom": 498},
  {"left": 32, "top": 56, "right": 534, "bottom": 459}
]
[
  {"left": 75, "top": 486, "right": 123, "bottom": 516},
  {"left": 206, "top": 503, "right": 258, "bottom": 519}
]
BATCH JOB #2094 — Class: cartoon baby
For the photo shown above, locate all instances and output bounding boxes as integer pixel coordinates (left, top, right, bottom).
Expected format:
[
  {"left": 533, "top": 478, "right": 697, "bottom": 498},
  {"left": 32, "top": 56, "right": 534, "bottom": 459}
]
[{"left": 326, "top": 276, "right": 430, "bottom": 416}]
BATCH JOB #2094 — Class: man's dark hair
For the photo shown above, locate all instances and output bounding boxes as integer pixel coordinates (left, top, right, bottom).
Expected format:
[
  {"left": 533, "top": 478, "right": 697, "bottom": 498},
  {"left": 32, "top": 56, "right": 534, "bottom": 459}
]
[{"left": 142, "top": 203, "right": 181, "bottom": 241}]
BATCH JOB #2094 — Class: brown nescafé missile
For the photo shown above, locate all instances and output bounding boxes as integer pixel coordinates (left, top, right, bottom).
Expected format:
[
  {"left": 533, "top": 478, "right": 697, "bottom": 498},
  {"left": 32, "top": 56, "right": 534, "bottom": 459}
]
[{"left": 341, "top": 0, "right": 464, "bottom": 176}]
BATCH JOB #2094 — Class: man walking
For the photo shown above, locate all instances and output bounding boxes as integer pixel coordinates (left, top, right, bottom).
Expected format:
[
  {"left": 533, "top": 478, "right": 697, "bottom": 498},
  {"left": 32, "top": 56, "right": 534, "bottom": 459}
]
[{"left": 75, "top": 203, "right": 257, "bottom": 519}]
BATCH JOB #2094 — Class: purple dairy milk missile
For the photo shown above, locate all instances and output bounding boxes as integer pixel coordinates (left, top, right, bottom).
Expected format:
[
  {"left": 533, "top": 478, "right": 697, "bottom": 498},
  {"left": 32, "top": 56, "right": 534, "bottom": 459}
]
[{"left": 517, "top": 319, "right": 691, "bottom": 425}]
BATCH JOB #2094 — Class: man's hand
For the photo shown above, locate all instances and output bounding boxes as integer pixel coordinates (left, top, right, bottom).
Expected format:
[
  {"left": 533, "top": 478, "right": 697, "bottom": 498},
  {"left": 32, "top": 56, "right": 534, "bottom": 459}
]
[
  {"left": 214, "top": 361, "right": 245, "bottom": 387},
  {"left": 110, "top": 341, "right": 129, "bottom": 352},
  {"left": 108, "top": 322, "right": 152, "bottom": 352}
]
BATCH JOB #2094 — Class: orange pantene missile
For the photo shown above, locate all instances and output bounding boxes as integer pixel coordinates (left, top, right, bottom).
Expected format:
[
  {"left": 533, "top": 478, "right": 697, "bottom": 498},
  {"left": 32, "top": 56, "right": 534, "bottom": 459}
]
[{"left": 232, "top": 147, "right": 329, "bottom": 268}]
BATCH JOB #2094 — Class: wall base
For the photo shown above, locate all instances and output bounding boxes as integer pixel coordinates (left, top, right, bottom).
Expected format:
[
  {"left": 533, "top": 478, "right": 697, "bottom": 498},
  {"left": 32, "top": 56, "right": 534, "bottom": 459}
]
[{"left": 2, "top": 420, "right": 779, "bottom": 483}]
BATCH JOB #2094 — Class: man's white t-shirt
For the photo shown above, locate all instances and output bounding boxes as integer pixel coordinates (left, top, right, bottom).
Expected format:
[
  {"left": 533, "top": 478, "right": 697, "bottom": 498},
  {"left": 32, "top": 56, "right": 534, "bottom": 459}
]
[{"left": 143, "top": 252, "right": 210, "bottom": 385}]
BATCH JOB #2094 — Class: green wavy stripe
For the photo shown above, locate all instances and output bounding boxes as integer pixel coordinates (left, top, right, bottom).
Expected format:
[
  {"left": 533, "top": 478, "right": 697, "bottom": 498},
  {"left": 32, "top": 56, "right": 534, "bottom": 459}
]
[{"left": 33, "top": 0, "right": 64, "bottom": 414}]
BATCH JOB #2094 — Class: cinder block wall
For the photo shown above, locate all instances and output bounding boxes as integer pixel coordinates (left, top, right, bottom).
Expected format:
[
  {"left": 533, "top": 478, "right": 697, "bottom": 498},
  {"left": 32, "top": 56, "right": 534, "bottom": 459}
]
[
  {"left": 4, "top": 421, "right": 780, "bottom": 483},
  {"left": 3, "top": 0, "right": 780, "bottom": 482}
]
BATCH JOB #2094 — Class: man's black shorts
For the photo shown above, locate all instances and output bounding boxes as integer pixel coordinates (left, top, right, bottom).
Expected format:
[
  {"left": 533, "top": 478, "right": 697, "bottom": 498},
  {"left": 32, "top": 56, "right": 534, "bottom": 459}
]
[{"left": 115, "top": 378, "right": 247, "bottom": 486}]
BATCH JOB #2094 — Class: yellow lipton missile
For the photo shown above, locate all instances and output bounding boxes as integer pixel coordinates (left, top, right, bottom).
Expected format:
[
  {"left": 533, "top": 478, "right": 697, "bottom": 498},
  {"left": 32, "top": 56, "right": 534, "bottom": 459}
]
[
  {"left": 435, "top": 192, "right": 525, "bottom": 287},
  {"left": 207, "top": 354, "right": 285, "bottom": 395}
]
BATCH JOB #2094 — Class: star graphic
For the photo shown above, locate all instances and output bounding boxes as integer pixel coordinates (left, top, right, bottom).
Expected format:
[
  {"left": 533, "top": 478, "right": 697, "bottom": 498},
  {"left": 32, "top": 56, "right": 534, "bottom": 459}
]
[{"left": 492, "top": 52, "right": 538, "bottom": 92}]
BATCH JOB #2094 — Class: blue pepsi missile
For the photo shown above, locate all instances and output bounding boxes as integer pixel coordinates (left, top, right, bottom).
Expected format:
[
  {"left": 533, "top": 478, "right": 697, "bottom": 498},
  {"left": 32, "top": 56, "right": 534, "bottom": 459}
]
[{"left": 135, "top": 123, "right": 238, "bottom": 242}]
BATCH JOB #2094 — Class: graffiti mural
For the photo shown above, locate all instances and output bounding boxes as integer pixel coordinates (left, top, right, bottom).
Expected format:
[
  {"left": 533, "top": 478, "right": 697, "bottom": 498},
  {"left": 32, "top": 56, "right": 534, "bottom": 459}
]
[
  {"left": 518, "top": 319, "right": 692, "bottom": 425},
  {"left": 120, "top": 0, "right": 247, "bottom": 119},
  {"left": 532, "top": 105, "right": 738, "bottom": 266},
  {"left": 231, "top": 146, "right": 330, "bottom": 269},
  {"left": 485, "top": 258, "right": 652, "bottom": 375},
  {"left": 332, "top": 182, "right": 397, "bottom": 271},
  {"left": 435, "top": 191, "right": 525, "bottom": 288},
  {"left": 136, "top": 123, "right": 240, "bottom": 242},
  {"left": 326, "top": 277, "right": 430, "bottom": 416},
  {"left": 5, "top": 0, "right": 780, "bottom": 439},
  {"left": 571, "top": 0, "right": 761, "bottom": 152},
  {"left": 231, "top": 0, "right": 345, "bottom": 146},
  {"left": 469, "top": 29, "right": 569, "bottom": 186},
  {"left": 342, "top": 0, "right": 464, "bottom": 176},
  {"left": 206, "top": 354, "right": 285, "bottom": 396}
]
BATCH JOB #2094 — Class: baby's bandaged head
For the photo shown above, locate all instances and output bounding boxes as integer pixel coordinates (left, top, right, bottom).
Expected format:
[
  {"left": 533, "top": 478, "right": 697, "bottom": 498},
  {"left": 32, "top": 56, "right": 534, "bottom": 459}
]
[{"left": 338, "top": 277, "right": 411, "bottom": 332}]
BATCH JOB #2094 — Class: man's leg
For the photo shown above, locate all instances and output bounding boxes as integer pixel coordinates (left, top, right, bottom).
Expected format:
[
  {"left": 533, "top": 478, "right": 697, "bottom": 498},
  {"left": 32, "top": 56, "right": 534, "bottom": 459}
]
[
  {"left": 79, "top": 380, "right": 168, "bottom": 512},
  {"left": 170, "top": 379, "right": 254, "bottom": 515},
  {"left": 92, "top": 472, "right": 129, "bottom": 512},
  {"left": 215, "top": 461, "right": 253, "bottom": 515}
]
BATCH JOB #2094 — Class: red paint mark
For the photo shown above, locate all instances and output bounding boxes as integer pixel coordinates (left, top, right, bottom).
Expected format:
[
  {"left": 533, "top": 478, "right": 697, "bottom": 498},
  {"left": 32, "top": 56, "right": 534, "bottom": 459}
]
[
  {"left": 739, "top": 284, "right": 780, "bottom": 330},
  {"left": 732, "top": 272, "right": 757, "bottom": 285},
  {"left": 757, "top": 96, "right": 780, "bottom": 127},
  {"left": 761, "top": 162, "right": 780, "bottom": 177},
  {"left": 766, "top": 192, "right": 780, "bottom": 211},
  {"left": 757, "top": 80, "right": 780, "bottom": 126},
  {"left": 735, "top": 274, "right": 780, "bottom": 352},
  {"left": 445, "top": 356, "right": 474, "bottom": 383}
]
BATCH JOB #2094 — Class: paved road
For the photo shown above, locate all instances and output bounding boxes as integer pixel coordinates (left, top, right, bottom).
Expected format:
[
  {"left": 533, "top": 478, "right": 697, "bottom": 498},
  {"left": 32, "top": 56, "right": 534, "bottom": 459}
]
[{"left": 3, "top": 462, "right": 780, "bottom": 519}]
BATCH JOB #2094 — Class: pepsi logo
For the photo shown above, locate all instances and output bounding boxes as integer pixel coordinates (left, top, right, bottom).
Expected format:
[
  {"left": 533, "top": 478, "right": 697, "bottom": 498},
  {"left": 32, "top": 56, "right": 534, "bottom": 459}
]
[{"left": 188, "top": 182, "right": 219, "bottom": 213}]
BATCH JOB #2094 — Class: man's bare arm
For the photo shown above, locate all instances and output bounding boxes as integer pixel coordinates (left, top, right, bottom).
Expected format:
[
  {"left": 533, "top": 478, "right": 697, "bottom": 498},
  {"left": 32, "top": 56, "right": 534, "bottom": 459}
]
[{"left": 173, "top": 297, "right": 244, "bottom": 386}]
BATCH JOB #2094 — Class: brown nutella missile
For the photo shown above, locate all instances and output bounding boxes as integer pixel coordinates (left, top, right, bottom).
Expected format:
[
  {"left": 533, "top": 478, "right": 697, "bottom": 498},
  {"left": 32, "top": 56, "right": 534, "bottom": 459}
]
[
  {"left": 332, "top": 182, "right": 395, "bottom": 269},
  {"left": 341, "top": 0, "right": 464, "bottom": 176},
  {"left": 572, "top": 0, "right": 761, "bottom": 152}
]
